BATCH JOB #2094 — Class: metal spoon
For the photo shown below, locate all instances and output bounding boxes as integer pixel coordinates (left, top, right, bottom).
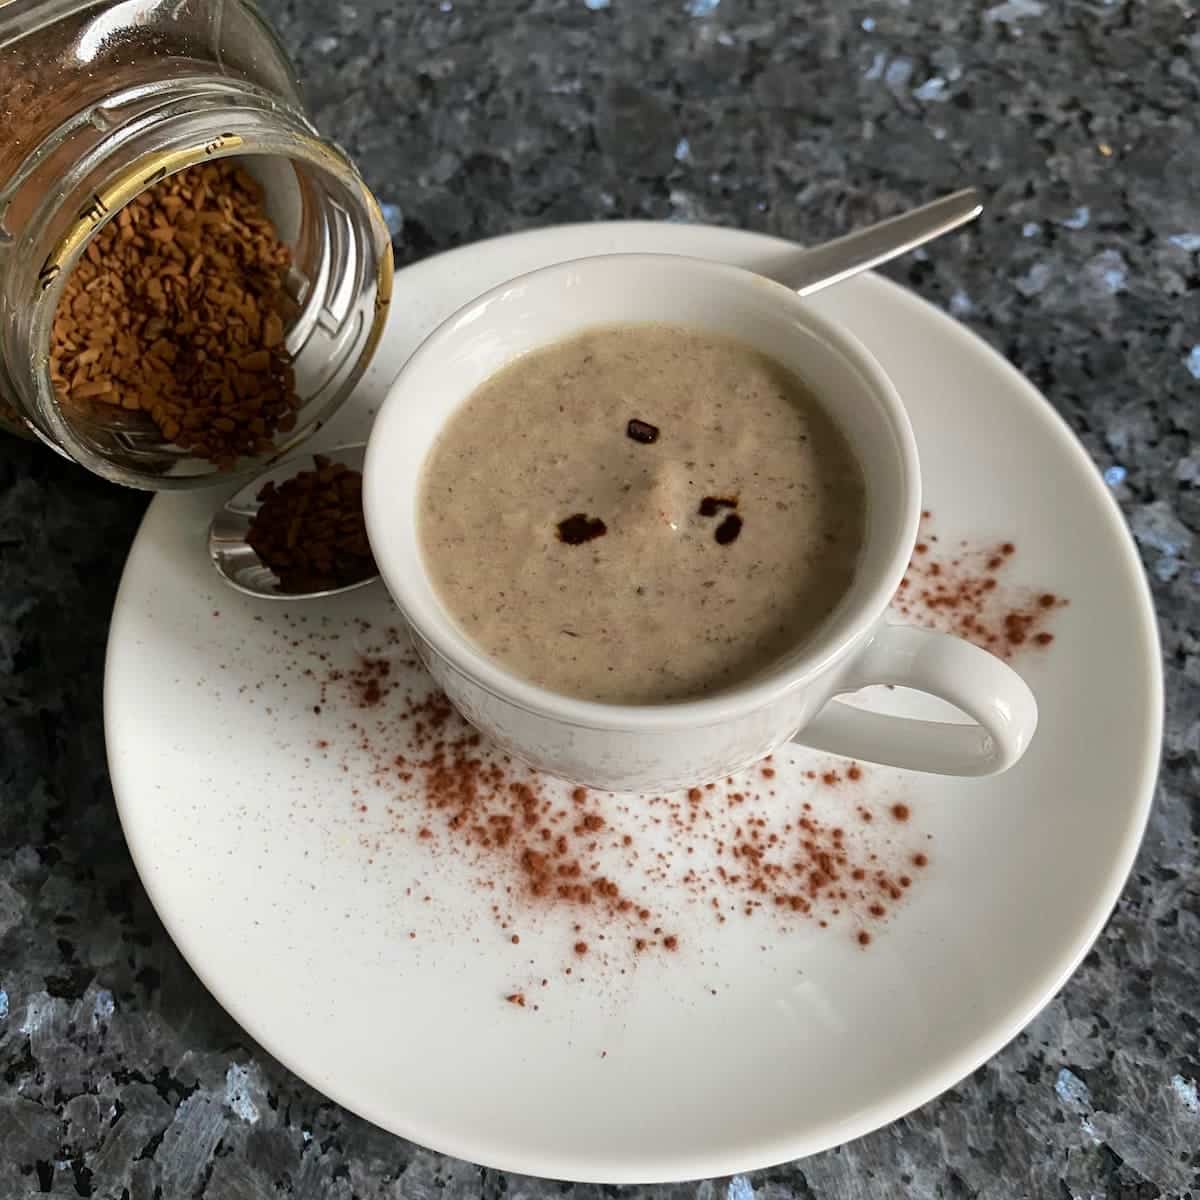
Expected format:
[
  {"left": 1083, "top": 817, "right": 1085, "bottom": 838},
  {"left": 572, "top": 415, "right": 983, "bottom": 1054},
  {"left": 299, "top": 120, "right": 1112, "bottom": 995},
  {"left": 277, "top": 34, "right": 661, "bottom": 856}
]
[
  {"left": 208, "top": 188, "right": 982, "bottom": 599},
  {"left": 208, "top": 442, "right": 376, "bottom": 600},
  {"left": 783, "top": 187, "right": 982, "bottom": 297}
]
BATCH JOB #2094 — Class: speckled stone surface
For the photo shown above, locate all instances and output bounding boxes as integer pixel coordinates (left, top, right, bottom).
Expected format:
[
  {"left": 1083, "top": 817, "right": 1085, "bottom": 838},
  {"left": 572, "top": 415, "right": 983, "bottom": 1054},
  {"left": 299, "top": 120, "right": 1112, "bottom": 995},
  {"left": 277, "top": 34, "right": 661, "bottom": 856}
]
[{"left": 2, "top": 1, "right": 1197, "bottom": 1196}]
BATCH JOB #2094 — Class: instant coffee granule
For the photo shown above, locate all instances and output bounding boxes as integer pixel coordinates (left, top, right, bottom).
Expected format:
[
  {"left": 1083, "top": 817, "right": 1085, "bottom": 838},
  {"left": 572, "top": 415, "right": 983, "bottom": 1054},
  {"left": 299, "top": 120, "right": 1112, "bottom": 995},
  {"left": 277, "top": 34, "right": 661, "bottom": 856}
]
[
  {"left": 246, "top": 456, "right": 377, "bottom": 594},
  {"left": 49, "top": 160, "right": 298, "bottom": 469}
]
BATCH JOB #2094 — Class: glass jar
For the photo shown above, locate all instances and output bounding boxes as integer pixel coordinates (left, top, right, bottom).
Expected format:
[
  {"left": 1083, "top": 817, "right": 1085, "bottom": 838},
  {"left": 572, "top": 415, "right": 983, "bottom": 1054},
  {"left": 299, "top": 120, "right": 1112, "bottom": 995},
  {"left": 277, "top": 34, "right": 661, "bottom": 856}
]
[{"left": 0, "top": 0, "right": 393, "bottom": 488}]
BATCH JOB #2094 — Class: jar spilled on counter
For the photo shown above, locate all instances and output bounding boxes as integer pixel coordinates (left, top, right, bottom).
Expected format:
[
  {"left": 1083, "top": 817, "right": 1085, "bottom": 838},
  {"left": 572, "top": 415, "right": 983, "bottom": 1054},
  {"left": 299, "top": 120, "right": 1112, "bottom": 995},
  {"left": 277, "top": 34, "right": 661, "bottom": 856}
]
[{"left": 0, "top": 0, "right": 393, "bottom": 489}]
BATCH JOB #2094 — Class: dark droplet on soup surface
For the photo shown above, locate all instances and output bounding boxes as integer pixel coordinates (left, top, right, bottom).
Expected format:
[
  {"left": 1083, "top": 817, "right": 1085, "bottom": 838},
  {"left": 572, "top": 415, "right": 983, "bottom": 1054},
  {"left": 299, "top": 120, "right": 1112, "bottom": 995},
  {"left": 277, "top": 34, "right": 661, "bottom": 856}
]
[
  {"left": 557, "top": 513, "right": 608, "bottom": 545},
  {"left": 714, "top": 513, "right": 743, "bottom": 545},
  {"left": 626, "top": 418, "right": 660, "bottom": 444},
  {"left": 698, "top": 496, "right": 738, "bottom": 517}
]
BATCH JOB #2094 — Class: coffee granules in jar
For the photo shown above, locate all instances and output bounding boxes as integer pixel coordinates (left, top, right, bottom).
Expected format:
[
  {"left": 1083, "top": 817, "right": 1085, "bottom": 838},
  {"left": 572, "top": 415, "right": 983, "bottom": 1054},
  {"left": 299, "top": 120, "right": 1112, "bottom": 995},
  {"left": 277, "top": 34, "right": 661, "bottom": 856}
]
[
  {"left": 0, "top": 2, "right": 394, "bottom": 483},
  {"left": 48, "top": 161, "right": 298, "bottom": 470},
  {"left": 246, "top": 456, "right": 377, "bottom": 594}
]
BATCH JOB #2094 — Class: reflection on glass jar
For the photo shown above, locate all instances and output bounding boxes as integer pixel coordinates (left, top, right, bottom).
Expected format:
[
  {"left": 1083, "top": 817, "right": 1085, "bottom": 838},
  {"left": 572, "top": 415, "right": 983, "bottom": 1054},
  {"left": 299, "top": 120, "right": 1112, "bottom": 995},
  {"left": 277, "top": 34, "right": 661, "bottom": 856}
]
[{"left": 0, "top": 0, "right": 393, "bottom": 489}]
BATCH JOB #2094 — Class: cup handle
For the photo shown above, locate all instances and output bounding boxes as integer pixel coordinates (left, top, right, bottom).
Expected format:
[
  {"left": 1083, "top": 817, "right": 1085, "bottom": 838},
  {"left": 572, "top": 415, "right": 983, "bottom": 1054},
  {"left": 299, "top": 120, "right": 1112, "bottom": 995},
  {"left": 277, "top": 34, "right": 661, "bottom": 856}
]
[{"left": 793, "top": 624, "right": 1038, "bottom": 776}]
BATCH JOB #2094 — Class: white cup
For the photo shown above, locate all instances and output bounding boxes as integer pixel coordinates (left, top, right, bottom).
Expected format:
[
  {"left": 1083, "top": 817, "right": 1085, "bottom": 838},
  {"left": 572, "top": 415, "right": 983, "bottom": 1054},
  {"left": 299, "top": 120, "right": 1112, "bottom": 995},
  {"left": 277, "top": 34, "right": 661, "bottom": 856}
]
[{"left": 364, "top": 254, "right": 1037, "bottom": 792}]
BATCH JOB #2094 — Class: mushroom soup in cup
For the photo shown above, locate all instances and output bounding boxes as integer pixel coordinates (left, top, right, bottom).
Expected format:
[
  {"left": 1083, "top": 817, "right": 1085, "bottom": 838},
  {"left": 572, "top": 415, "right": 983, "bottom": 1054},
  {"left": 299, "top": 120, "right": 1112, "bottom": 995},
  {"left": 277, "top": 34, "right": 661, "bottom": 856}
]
[{"left": 363, "top": 254, "right": 1037, "bottom": 792}]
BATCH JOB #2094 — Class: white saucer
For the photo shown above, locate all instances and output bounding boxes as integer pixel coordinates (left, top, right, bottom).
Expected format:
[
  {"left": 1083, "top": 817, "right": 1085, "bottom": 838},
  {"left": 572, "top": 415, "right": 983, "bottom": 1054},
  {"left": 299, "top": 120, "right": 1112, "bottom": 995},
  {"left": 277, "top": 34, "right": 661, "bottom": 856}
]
[{"left": 106, "top": 222, "right": 1162, "bottom": 1184}]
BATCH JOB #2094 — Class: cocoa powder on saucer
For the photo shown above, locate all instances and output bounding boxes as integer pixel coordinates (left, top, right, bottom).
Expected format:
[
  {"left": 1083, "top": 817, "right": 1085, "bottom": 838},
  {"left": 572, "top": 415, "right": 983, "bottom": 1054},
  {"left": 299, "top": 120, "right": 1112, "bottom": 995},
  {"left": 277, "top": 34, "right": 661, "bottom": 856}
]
[
  {"left": 893, "top": 512, "right": 1067, "bottom": 654},
  {"left": 305, "top": 639, "right": 921, "bottom": 960},
  {"left": 226, "top": 516, "right": 1065, "bottom": 994}
]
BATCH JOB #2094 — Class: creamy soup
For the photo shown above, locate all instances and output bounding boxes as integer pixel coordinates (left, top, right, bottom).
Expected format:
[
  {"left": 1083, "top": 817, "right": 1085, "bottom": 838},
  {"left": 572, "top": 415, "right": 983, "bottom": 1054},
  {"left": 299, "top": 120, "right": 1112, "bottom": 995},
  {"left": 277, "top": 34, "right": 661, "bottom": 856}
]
[{"left": 417, "top": 323, "right": 865, "bottom": 704}]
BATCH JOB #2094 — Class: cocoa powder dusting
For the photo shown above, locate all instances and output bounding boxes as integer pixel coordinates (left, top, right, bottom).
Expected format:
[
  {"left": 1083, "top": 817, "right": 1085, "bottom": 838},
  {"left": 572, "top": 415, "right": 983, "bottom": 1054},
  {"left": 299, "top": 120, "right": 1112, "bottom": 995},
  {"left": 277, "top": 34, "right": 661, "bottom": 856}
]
[
  {"left": 892, "top": 513, "right": 1067, "bottom": 656},
  {"left": 254, "top": 613, "right": 928, "bottom": 967},
  {"left": 231, "top": 516, "right": 1064, "bottom": 1001},
  {"left": 334, "top": 667, "right": 675, "bottom": 958}
]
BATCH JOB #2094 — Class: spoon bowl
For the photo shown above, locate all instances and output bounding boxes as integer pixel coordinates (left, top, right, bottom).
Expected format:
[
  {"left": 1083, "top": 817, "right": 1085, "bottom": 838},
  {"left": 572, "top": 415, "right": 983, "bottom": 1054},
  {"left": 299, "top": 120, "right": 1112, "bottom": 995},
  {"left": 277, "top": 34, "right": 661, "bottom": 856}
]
[{"left": 207, "top": 441, "right": 377, "bottom": 599}]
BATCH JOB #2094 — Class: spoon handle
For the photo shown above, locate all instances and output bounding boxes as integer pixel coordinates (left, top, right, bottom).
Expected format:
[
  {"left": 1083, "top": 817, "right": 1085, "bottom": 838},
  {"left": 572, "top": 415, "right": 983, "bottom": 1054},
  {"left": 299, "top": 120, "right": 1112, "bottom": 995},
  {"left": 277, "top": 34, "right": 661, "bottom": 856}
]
[{"left": 786, "top": 187, "right": 983, "bottom": 298}]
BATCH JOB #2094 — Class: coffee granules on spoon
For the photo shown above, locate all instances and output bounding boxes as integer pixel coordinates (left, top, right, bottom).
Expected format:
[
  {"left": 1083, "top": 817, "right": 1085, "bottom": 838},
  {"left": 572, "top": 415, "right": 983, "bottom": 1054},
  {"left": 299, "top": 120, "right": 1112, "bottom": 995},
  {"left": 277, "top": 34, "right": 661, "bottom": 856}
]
[
  {"left": 246, "top": 456, "right": 376, "bottom": 594},
  {"left": 49, "top": 160, "right": 298, "bottom": 469}
]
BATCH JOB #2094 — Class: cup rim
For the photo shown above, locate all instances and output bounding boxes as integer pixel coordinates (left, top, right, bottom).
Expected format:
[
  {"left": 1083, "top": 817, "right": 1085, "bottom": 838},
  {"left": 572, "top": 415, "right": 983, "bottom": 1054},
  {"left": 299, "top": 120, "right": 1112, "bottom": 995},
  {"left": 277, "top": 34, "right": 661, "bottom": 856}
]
[{"left": 364, "top": 252, "right": 921, "bottom": 731}]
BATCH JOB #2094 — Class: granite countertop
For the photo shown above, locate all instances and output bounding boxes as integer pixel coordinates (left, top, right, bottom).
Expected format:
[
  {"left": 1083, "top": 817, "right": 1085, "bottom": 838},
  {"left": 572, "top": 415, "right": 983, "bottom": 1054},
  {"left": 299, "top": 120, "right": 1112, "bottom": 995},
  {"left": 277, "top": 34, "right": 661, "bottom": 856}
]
[{"left": 2, "top": 1, "right": 1197, "bottom": 1196}]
